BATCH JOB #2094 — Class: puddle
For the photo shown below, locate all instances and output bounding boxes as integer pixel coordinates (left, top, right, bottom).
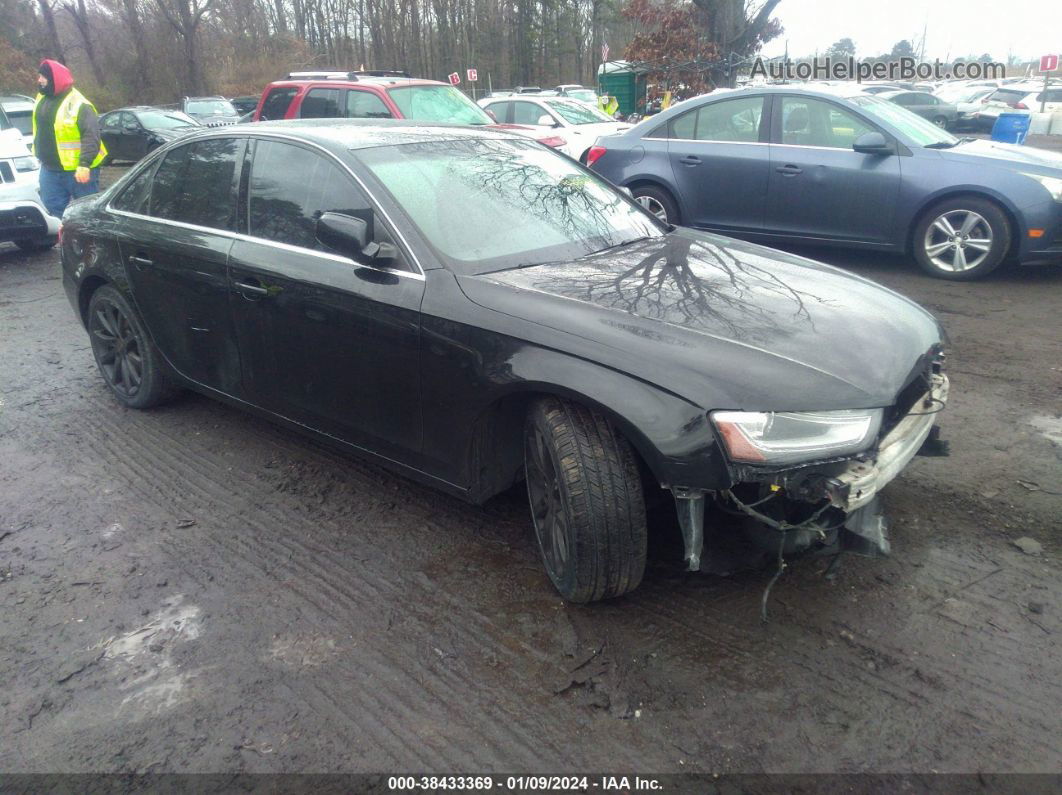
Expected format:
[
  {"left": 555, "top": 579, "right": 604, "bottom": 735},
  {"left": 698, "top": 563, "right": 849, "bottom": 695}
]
[{"left": 1029, "top": 415, "right": 1062, "bottom": 446}]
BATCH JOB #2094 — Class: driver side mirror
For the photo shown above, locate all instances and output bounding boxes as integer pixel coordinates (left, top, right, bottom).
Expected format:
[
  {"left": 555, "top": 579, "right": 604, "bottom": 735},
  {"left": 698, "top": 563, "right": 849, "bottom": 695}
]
[
  {"left": 316, "top": 212, "right": 396, "bottom": 265},
  {"left": 852, "top": 131, "right": 893, "bottom": 155},
  {"left": 537, "top": 114, "right": 560, "bottom": 128},
  {"left": 485, "top": 108, "right": 498, "bottom": 122},
  {"left": 123, "top": 122, "right": 139, "bottom": 131}
]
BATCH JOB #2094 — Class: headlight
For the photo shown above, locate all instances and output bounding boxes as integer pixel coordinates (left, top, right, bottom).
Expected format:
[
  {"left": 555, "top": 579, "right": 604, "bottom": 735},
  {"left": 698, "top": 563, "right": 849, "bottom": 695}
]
[
  {"left": 1023, "top": 173, "right": 1062, "bottom": 202},
  {"left": 711, "top": 408, "right": 883, "bottom": 465},
  {"left": 13, "top": 156, "right": 39, "bottom": 172}
]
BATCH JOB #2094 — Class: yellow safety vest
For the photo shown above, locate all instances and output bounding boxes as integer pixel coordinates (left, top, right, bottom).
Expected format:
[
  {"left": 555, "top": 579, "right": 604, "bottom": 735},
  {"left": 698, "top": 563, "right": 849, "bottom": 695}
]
[{"left": 32, "top": 88, "right": 107, "bottom": 170}]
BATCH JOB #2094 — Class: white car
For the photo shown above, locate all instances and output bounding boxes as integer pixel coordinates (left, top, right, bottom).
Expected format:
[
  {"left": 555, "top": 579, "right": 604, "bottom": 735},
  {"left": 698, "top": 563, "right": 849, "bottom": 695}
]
[
  {"left": 0, "top": 96, "right": 36, "bottom": 148},
  {"left": 974, "top": 82, "right": 1062, "bottom": 129},
  {"left": 478, "top": 95, "right": 629, "bottom": 161},
  {"left": 0, "top": 107, "right": 59, "bottom": 251}
]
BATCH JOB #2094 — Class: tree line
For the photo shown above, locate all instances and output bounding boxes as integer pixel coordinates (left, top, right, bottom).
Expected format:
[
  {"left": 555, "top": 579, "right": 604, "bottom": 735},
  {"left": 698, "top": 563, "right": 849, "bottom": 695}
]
[{"left": 0, "top": 0, "right": 782, "bottom": 110}]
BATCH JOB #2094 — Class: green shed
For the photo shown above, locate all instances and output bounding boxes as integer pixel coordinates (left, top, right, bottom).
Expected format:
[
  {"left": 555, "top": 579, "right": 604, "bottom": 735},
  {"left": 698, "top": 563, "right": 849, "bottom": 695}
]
[{"left": 597, "top": 60, "right": 649, "bottom": 116}]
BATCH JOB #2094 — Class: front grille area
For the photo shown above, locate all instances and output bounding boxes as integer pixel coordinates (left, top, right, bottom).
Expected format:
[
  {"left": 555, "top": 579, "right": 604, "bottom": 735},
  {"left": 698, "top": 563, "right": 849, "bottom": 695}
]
[{"left": 0, "top": 161, "right": 14, "bottom": 183}]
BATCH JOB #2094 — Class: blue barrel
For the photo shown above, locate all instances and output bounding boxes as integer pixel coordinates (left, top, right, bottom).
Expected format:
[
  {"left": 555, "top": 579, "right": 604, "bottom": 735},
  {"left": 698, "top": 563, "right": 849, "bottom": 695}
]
[{"left": 991, "top": 112, "right": 1031, "bottom": 144}]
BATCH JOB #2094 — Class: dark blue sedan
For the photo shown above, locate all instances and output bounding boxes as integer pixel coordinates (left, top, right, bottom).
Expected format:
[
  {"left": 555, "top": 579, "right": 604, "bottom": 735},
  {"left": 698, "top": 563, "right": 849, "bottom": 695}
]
[{"left": 587, "top": 86, "right": 1062, "bottom": 279}]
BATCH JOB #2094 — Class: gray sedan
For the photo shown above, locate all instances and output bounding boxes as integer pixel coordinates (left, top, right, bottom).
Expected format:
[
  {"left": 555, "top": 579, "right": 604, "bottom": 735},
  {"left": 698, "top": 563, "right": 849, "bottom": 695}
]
[
  {"left": 878, "top": 89, "right": 959, "bottom": 129},
  {"left": 587, "top": 86, "right": 1062, "bottom": 279}
]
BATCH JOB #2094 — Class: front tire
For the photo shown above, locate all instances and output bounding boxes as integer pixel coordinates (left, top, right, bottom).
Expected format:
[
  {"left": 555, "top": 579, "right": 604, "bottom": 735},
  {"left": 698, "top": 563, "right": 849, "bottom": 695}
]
[
  {"left": 524, "top": 397, "right": 647, "bottom": 603},
  {"left": 932, "top": 115, "right": 949, "bottom": 129},
  {"left": 912, "top": 197, "right": 1010, "bottom": 280},
  {"left": 87, "top": 284, "right": 179, "bottom": 409},
  {"left": 631, "top": 185, "right": 680, "bottom": 225}
]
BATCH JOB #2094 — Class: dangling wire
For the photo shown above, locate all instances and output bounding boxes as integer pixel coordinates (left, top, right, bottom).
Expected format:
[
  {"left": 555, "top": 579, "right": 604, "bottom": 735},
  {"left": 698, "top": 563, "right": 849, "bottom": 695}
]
[{"left": 761, "top": 529, "right": 787, "bottom": 623}]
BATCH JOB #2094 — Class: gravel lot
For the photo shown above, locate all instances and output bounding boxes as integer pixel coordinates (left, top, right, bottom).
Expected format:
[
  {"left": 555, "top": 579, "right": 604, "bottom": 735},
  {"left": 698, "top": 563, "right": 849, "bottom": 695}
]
[{"left": 1, "top": 165, "right": 1060, "bottom": 775}]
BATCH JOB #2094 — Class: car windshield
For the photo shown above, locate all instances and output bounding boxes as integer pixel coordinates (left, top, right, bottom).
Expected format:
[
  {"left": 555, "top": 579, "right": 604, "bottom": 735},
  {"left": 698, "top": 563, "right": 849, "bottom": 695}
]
[
  {"left": 565, "top": 89, "right": 597, "bottom": 103},
  {"left": 849, "top": 95, "right": 957, "bottom": 147},
  {"left": 186, "top": 99, "right": 236, "bottom": 116},
  {"left": 357, "top": 138, "right": 662, "bottom": 274},
  {"left": 545, "top": 100, "right": 612, "bottom": 124},
  {"left": 137, "top": 110, "right": 199, "bottom": 129},
  {"left": 3, "top": 108, "right": 33, "bottom": 135},
  {"left": 387, "top": 85, "right": 492, "bottom": 125}
]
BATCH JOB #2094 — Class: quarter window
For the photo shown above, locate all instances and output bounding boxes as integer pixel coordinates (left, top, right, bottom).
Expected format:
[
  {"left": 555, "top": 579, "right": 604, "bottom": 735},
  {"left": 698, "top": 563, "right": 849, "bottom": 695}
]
[
  {"left": 780, "top": 97, "right": 875, "bottom": 149},
  {"left": 247, "top": 140, "right": 373, "bottom": 253}
]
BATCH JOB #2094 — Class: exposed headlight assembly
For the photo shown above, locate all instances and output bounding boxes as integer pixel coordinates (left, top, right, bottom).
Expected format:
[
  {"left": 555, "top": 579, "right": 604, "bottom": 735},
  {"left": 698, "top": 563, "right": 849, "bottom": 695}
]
[
  {"left": 1023, "top": 173, "right": 1062, "bottom": 202},
  {"left": 711, "top": 408, "right": 883, "bottom": 465},
  {"left": 12, "top": 156, "right": 39, "bottom": 172}
]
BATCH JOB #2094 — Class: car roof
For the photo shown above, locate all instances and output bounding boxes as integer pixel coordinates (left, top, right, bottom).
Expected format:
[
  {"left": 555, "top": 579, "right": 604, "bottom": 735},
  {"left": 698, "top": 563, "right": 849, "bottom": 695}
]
[
  {"left": 267, "top": 77, "right": 443, "bottom": 89},
  {"left": 204, "top": 118, "right": 522, "bottom": 151}
]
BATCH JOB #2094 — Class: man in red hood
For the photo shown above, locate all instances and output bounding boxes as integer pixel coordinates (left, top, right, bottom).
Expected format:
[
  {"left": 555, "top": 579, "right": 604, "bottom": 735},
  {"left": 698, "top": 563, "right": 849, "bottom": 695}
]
[{"left": 32, "top": 59, "right": 107, "bottom": 218}]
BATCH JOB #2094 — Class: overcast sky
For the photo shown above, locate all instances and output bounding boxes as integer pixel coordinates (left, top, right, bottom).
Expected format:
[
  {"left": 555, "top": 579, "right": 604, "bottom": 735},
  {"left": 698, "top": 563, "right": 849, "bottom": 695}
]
[{"left": 759, "top": 0, "right": 1062, "bottom": 63}]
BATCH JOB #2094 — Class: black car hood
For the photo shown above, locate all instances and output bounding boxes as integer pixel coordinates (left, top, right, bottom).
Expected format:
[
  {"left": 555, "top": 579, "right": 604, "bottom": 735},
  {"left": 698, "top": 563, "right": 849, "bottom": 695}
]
[{"left": 457, "top": 230, "right": 945, "bottom": 412}]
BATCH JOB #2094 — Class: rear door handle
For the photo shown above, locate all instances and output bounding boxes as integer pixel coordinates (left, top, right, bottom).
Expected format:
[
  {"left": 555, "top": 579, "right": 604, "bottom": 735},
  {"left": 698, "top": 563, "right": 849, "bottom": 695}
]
[
  {"left": 233, "top": 278, "right": 272, "bottom": 299},
  {"left": 776, "top": 164, "right": 803, "bottom": 176},
  {"left": 679, "top": 155, "right": 701, "bottom": 166},
  {"left": 128, "top": 254, "right": 153, "bottom": 267}
]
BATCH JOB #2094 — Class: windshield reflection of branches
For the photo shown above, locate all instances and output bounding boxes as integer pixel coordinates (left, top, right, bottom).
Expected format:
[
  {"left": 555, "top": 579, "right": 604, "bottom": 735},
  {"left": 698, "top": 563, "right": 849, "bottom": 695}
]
[
  {"left": 454, "top": 139, "right": 649, "bottom": 255},
  {"left": 523, "top": 235, "right": 826, "bottom": 343}
]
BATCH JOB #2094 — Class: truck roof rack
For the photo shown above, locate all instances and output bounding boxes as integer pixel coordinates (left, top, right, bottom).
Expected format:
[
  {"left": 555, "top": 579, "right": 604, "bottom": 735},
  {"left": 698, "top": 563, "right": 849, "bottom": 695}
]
[{"left": 285, "top": 69, "right": 413, "bottom": 81}]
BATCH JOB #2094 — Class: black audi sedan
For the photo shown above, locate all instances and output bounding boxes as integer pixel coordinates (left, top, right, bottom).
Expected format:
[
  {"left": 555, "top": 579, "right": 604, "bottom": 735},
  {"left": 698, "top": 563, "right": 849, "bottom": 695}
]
[
  {"left": 98, "top": 107, "right": 200, "bottom": 163},
  {"left": 61, "top": 120, "right": 949, "bottom": 603}
]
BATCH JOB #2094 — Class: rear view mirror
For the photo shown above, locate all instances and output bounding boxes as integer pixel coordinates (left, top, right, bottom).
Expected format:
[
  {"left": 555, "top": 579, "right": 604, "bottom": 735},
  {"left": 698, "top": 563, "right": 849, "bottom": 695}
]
[
  {"left": 852, "top": 131, "right": 892, "bottom": 154},
  {"left": 316, "top": 212, "right": 395, "bottom": 264}
]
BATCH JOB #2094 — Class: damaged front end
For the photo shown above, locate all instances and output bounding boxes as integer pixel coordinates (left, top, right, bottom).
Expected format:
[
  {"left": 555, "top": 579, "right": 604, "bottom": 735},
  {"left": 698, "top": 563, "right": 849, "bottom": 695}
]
[{"left": 672, "top": 367, "right": 949, "bottom": 574}]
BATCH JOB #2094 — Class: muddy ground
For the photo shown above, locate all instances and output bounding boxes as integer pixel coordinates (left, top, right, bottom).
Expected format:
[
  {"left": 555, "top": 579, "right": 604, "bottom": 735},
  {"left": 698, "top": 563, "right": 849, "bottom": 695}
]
[{"left": 1, "top": 170, "right": 1060, "bottom": 775}]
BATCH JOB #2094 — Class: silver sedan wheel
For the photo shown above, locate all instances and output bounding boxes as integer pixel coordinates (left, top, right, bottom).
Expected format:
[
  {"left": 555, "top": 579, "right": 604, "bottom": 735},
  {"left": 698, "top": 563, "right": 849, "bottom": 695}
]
[
  {"left": 636, "top": 195, "right": 668, "bottom": 222},
  {"left": 923, "top": 209, "right": 993, "bottom": 272}
]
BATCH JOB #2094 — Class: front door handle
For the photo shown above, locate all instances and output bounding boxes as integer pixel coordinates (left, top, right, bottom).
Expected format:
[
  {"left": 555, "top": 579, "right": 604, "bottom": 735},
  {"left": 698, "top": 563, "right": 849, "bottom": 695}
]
[
  {"left": 233, "top": 278, "right": 272, "bottom": 299},
  {"left": 679, "top": 155, "right": 701, "bottom": 166},
  {"left": 128, "top": 254, "right": 153, "bottom": 268},
  {"left": 776, "top": 164, "right": 803, "bottom": 176}
]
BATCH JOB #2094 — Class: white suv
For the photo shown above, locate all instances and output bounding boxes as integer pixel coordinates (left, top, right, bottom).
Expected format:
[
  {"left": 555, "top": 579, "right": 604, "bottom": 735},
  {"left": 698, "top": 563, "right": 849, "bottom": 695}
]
[
  {"left": 0, "top": 106, "right": 59, "bottom": 251},
  {"left": 478, "top": 95, "right": 629, "bottom": 162},
  {"left": 975, "top": 82, "right": 1062, "bottom": 129}
]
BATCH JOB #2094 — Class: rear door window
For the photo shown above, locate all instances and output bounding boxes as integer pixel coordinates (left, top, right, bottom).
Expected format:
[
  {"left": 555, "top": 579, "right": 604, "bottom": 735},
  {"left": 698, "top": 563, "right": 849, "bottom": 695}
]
[
  {"left": 259, "top": 87, "right": 298, "bottom": 120},
  {"left": 176, "top": 138, "right": 241, "bottom": 230},
  {"left": 150, "top": 144, "right": 192, "bottom": 220}
]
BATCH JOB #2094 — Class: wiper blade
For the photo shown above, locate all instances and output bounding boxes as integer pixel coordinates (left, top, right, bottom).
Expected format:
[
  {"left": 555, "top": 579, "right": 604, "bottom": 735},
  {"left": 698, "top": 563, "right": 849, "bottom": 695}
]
[{"left": 924, "top": 141, "right": 959, "bottom": 149}]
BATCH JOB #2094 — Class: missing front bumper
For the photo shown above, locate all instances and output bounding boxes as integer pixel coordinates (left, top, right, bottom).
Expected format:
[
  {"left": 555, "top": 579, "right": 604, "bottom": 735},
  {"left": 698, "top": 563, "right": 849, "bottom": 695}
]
[{"left": 830, "top": 374, "right": 949, "bottom": 512}]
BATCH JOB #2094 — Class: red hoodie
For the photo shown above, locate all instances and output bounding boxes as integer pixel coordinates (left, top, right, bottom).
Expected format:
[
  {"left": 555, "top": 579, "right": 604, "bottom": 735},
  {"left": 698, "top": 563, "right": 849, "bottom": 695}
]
[{"left": 40, "top": 59, "right": 74, "bottom": 96}]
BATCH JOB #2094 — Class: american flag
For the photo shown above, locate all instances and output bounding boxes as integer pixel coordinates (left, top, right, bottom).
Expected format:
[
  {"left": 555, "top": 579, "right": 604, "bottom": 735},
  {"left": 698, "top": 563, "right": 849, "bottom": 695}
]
[{"left": 601, "top": 42, "right": 610, "bottom": 62}]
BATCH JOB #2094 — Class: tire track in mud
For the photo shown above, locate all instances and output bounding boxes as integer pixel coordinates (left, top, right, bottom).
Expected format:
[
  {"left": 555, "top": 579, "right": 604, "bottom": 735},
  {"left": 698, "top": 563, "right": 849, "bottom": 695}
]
[{"left": 24, "top": 397, "right": 625, "bottom": 769}]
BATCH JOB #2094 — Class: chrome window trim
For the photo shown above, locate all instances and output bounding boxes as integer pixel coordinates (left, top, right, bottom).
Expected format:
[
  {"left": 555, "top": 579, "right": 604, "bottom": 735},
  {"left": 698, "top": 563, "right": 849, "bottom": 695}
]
[
  {"left": 770, "top": 142, "right": 869, "bottom": 152},
  {"left": 665, "top": 138, "right": 768, "bottom": 146},
  {"left": 104, "top": 128, "right": 427, "bottom": 279},
  {"left": 106, "top": 207, "right": 425, "bottom": 282}
]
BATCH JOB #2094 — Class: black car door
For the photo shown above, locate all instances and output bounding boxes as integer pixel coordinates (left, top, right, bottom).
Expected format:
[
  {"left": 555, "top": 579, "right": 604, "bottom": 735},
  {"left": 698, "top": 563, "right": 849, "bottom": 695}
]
[
  {"left": 120, "top": 112, "right": 149, "bottom": 161},
  {"left": 226, "top": 137, "right": 424, "bottom": 461},
  {"left": 765, "top": 95, "right": 901, "bottom": 243},
  {"left": 99, "top": 112, "right": 124, "bottom": 160},
  {"left": 112, "top": 137, "right": 244, "bottom": 394}
]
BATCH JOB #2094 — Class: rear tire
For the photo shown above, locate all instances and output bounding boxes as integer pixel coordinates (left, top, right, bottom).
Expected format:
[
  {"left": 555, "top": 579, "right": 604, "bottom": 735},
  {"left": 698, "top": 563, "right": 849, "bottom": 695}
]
[
  {"left": 932, "top": 115, "right": 949, "bottom": 129},
  {"left": 912, "top": 196, "right": 1010, "bottom": 280},
  {"left": 524, "top": 397, "right": 647, "bottom": 603},
  {"left": 631, "top": 184, "right": 680, "bottom": 225},
  {"left": 87, "top": 284, "right": 179, "bottom": 409}
]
